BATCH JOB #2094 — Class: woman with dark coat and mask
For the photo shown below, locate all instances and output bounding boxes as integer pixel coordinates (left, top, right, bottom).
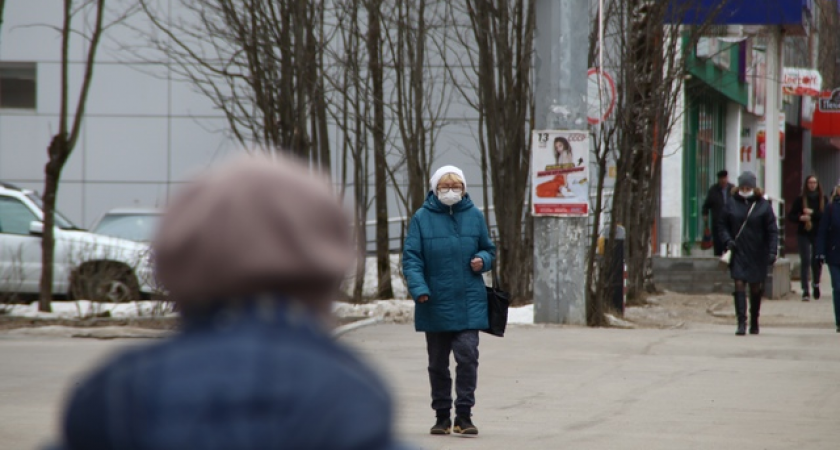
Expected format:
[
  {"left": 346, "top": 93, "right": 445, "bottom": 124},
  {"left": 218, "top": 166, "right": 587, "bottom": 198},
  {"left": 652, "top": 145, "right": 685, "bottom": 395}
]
[{"left": 717, "top": 171, "right": 779, "bottom": 336}]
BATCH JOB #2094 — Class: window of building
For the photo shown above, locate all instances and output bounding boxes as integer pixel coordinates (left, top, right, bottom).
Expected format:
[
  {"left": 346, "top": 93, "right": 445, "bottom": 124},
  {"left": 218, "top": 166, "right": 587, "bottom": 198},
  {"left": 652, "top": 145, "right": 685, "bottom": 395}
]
[{"left": 0, "top": 62, "right": 37, "bottom": 110}]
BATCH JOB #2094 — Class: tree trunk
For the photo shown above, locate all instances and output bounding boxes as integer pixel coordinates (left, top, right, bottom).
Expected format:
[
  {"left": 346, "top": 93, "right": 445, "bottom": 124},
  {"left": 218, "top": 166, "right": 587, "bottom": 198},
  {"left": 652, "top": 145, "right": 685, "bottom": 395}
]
[
  {"left": 39, "top": 137, "right": 66, "bottom": 312},
  {"left": 367, "top": 0, "right": 393, "bottom": 299}
]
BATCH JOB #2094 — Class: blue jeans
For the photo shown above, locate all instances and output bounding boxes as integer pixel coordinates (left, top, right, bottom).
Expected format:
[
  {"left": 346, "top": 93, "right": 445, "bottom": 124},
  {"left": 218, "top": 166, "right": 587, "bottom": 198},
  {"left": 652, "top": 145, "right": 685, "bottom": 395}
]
[
  {"left": 425, "top": 330, "right": 479, "bottom": 418},
  {"left": 827, "top": 264, "right": 840, "bottom": 327}
]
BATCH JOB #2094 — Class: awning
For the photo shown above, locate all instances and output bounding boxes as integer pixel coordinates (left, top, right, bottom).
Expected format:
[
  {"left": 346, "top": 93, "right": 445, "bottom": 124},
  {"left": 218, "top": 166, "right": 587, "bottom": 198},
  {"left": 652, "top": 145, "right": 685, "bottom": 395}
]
[{"left": 665, "top": 0, "right": 812, "bottom": 35}]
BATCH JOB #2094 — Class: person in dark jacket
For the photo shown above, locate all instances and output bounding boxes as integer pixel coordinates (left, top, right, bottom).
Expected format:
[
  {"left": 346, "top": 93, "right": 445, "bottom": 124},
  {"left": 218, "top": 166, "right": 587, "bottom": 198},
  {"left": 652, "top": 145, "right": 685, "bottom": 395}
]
[
  {"left": 815, "top": 179, "right": 840, "bottom": 333},
  {"left": 703, "top": 170, "right": 735, "bottom": 256},
  {"left": 50, "top": 155, "right": 409, "bottom": 450},
  {"left": 402, "top": 165, "right": 496, "bottom": 437},
  {"left": 717, "top": 171, "right": 779, "bottom": 336},
  {"left": 788, "top": 175, "right": 827, "bottom": 301}
]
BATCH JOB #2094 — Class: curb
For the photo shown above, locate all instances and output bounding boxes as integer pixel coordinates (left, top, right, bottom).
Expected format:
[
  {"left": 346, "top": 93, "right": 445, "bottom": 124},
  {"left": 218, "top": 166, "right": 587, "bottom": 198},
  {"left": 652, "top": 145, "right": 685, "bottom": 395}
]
[{"left": 334, "top": 317, "right": 382, "bottom": 338}]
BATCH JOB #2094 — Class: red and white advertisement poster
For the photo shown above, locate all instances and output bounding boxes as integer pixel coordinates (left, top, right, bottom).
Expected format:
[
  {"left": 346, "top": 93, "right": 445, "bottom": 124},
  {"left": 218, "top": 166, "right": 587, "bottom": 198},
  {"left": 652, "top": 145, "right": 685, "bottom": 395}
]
[{"left": 531, "top": 130, "right": 590, "bottom": 216}]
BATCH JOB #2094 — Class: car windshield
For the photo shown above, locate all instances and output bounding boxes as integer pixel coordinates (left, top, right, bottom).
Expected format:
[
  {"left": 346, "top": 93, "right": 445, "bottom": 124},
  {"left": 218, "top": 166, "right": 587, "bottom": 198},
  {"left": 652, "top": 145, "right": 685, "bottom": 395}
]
[
  {"left": 25, "top": 193, "right": 80, "bottom": 230},
  {"left": 92, "top": 213, "right": 161, "bottom": 242}
]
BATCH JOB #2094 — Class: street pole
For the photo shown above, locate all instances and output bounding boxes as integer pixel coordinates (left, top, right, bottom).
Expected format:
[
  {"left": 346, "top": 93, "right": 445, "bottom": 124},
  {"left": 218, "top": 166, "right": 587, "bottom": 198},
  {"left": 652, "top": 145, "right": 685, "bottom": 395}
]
[
  {"left": 764, "top": 29, "right": 782, "bottom": 204},
  {"left": 533, "top": 0, "right": 588, "bottom": 325}
]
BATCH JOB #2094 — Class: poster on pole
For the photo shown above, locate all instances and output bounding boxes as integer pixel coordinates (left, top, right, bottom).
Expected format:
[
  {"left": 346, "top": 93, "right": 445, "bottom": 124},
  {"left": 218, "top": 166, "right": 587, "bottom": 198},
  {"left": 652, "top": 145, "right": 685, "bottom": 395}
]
[{"left": 531, "top": 130, "right": 590, "bottom": 216}]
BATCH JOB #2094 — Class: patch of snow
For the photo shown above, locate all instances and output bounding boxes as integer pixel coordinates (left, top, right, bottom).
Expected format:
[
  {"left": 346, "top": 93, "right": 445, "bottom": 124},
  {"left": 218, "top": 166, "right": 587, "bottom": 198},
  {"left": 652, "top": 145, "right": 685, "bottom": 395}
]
[
  {"left": 333, "top": 299, "right": 414, "bottom": 324},
  {"left": 507, "top": 304, "right": 534, "bottom": 325},
  {"left": 3, "top": 301, "right": 176, "bottom": 319},
  {"left": 343, "top": 255, "right": 409, "bottom": 300}
]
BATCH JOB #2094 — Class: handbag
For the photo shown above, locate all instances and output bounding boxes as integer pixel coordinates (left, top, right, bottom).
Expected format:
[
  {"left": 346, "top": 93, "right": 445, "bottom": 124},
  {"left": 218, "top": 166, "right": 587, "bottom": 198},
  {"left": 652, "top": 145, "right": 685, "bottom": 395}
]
[
  {"left": 720, "top": 202, "right": 756, "bottom": 265},
  {"left": 700, "top": 227, "right": 713, "bottom": 250},
  {"left": 483, "top": 271, "right": 510, "bottom": 337}
]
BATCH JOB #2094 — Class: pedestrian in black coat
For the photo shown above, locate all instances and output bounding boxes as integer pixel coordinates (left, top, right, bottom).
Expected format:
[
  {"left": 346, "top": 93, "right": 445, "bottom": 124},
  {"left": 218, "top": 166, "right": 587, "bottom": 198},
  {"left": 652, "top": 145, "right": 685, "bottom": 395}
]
[
  {"left": 787, "top": 175, "right": 827, "bottom": 301},
  {"left": 703, "top": 170, "right": 736, "bottom": 256},
  {"left": 717, "top": 171, "right": 779, "bottom": 336},
  {"left": 815, "top": 180, "right": 840, "bottom": 332}
]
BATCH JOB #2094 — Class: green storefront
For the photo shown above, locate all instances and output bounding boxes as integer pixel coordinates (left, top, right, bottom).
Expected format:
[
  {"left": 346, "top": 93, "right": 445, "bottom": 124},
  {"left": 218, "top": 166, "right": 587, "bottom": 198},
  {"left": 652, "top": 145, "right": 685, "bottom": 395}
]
[{"left": 682, "top": 37, "right": 749, "bottom": 248}]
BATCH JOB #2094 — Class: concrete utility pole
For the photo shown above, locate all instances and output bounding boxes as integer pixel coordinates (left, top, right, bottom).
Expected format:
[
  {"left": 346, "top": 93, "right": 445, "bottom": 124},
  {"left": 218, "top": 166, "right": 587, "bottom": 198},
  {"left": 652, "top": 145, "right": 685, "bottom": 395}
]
[
  {"left": 533, "top": 0, "right": 588, "bottom": 325},
  {"left": 764, "top": 29, "right": 783, "bottom": 204}
]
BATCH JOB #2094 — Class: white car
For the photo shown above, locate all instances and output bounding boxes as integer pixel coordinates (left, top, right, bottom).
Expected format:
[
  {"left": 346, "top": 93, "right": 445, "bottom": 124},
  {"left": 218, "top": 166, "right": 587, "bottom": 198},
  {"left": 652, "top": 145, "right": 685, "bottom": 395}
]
[
  {"left": 90, "top": 207, "right": 162, "bottom": 243},
  {"left": 0, "top": 182, "right": 154, "bottom": 302}
]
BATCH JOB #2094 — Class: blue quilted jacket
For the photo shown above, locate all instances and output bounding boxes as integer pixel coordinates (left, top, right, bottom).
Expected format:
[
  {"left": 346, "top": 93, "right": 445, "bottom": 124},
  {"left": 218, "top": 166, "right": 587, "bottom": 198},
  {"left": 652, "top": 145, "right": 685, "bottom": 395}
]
[
  {"left": 50, "top": 301, "right": 409, "bottom": 450},
  {"left": 402, "top": 193, "right": 496, "bottom": 332}
]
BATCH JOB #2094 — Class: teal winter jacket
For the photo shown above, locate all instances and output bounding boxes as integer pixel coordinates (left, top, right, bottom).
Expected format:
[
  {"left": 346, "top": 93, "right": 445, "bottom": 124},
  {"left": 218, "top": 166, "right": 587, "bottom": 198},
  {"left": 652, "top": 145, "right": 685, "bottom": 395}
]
[{"left": 402, "top": 193, "right": 496, "bottom": 332}]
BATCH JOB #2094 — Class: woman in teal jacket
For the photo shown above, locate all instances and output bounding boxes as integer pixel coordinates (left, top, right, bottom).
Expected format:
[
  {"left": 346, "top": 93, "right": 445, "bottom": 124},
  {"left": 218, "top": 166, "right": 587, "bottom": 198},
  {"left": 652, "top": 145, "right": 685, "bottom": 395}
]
[{"left": 402, "top": 165, "right": 495, "bottom": 437}]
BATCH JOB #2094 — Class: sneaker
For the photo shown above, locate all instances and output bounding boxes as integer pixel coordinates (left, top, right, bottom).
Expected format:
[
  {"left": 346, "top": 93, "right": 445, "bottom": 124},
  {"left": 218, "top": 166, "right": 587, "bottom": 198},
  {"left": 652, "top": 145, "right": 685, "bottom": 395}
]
[
  {"left": 802, "top": 295, "right": 810, "bottom": 302},
  {"left": 814, "top": 285, "right": 821, "bottom": 300},
  {"left": 430, "top": 417, "right": 451, "bottom": 435},
  {"left": 453, "top": 416, "right": 478, "bottom": 436}
]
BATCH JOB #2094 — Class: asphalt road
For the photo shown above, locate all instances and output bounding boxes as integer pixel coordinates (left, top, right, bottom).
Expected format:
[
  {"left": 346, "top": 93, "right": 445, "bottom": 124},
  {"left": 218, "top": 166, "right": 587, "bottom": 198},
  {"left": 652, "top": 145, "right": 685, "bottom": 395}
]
[{"left": 1, "top": 322, "right": 838, "bottom": 449}]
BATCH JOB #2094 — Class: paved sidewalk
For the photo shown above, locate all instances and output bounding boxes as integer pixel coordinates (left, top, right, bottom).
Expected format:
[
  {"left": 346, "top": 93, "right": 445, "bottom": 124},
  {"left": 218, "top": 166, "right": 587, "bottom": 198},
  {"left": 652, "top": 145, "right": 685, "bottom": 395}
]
[
  {"left": 342, "top": 324, "right": 840, "bottom": 450},
  {"left": 1, "top": 323, "right": 838, "bottom": 450}
]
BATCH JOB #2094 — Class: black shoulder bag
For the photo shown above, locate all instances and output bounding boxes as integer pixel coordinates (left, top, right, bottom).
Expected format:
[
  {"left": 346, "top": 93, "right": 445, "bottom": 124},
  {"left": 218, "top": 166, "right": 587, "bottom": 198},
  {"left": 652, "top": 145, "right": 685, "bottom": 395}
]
[{"left": 483, "top": 263, "right": 510, "bottom": 337}]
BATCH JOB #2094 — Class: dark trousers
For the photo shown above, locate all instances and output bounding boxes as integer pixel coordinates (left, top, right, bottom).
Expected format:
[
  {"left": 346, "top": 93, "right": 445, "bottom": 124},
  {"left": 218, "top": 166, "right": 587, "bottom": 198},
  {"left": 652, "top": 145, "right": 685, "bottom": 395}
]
[
  {"left": 712, "top": 226, "right": 726, "bottom": 257},
  {"left": 827, "top": 265, "right": 840, "bottom": 327},
  {"left": 425, "top": 330, "right": 479, "bottom": 418},
  {"left": 798, "top": 235, "right": 822, "bottom": 294}
]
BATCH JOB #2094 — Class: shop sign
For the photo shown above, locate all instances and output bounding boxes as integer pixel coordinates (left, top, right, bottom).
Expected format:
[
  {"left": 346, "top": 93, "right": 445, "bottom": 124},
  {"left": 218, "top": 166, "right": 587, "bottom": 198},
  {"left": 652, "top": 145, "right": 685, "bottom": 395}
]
[{"left": 782, "top": 68, "right": 822, "bottom": 97}]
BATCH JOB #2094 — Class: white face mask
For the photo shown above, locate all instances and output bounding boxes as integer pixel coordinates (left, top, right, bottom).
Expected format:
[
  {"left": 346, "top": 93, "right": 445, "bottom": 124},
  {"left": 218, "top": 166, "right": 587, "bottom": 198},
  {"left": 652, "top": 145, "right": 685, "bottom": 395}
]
[
  {"left": 438, "top": 190, "right": 462, "bottom": 206},
  {"left": 741, "top": 189, "right": 754, "bottom": 198}
]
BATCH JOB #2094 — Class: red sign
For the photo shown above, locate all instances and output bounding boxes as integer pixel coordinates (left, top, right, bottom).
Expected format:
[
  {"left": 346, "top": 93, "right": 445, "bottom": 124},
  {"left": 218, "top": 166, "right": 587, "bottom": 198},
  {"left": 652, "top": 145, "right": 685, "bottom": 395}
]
[
  {"left": 782, "top": 68, "right": 822, "bottom": 97},
  {"left": 812, "top": 88, "right": 840, "bottom": 137}
]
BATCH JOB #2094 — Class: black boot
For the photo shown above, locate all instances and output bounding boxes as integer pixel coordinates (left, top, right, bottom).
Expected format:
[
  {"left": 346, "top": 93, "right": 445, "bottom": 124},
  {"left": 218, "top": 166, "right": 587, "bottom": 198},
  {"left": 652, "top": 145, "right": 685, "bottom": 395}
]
[
  {"left": 749, "top": 291, "right": 762, "bottom": 335},
  {"left": 734, "top": 292, "right": 747, "bottom": 336}
]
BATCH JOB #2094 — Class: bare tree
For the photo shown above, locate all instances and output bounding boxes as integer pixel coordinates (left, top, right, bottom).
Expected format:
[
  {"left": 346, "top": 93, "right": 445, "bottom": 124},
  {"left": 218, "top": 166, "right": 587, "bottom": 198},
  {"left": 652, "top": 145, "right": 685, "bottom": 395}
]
[
  {"left": 586, "top": 0, "right": 728, "bottom": 323},
  {"left": 384, "top": 0, "right": 451, "bottom": 214},
  {"left": 137, "top": 0, "right": 331, "bottom": 166},
  {"left": 364, "top": 0, "right": 395, "bottom": 299},
  {"left": 327, "top": 0, "right": 371, "bottom": 302},
  {"left": 445, "top": 0, "right": 536, "bottom": 305},
  {"left": 39, "top": 0, "right": 109, "bottom": 311}
]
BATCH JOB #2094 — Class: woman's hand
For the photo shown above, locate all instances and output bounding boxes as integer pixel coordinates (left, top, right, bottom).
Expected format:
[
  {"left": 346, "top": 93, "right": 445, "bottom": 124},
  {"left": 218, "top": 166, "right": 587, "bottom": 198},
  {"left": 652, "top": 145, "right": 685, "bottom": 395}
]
[
  {"left": 417, "top": 295, "right": 429, "bottom": 303},
  {"left": 470, "top": 258, "right": 484, "bottom": 272},
  {"left": 804, "top": 208, "right": 814, "bottom": 215},
  {"left": 800, "top": 214, "right": 811, "bottom": 222}
]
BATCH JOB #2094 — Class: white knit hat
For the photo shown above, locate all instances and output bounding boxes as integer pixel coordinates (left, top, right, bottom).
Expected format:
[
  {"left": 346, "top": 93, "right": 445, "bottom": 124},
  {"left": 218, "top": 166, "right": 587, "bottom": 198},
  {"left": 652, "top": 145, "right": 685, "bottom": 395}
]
[{"left": 429, "top": 165, "right": 466, "bottom": 193}]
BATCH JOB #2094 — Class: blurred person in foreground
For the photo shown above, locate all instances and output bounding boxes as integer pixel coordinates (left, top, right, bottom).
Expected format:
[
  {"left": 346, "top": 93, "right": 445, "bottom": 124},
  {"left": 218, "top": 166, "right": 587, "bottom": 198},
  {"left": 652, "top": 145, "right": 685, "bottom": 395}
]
[
  {"left": 402, "top": 165, "right": 495, "bottom": 436},
  {"left": 717, "top": 171, "right": 778, "bottom": 336},
  {"left": 51, "top": 154, "right": 409, "bottom": 450},
  {"left": 815, "top": 179, "right": 840, "bottom": 333}
]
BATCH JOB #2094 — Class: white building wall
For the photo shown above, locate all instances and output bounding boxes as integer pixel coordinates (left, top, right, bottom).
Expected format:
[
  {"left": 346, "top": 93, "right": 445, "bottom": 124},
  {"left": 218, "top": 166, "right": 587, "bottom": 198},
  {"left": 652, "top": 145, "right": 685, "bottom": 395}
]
[
  {"left": 0, "top": 0, "right": 491, "bottom": 243},
  {"left": 0, "top": 1, "right": 238, "bottom": 228}
]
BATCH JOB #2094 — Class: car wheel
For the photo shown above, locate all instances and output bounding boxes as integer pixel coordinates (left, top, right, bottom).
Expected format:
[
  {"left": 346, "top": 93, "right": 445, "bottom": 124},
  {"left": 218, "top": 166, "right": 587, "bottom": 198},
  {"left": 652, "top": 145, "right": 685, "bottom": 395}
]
[{"left": 69, "top": 262, "right": 140, "bottom": 303}]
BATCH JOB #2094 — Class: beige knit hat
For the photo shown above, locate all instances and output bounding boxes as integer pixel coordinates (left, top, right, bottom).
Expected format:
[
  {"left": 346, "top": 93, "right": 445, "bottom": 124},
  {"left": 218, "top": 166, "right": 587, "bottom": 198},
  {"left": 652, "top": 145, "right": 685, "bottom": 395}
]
[{"left": 152, "top": 153, "right": 354, "bottom": 314}]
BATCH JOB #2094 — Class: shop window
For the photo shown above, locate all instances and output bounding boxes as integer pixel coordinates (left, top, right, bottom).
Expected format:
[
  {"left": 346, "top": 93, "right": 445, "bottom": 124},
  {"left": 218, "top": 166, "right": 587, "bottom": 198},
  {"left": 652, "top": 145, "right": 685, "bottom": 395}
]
[{"left": 0, "top": 62, "right": 37, "bottom": 110}]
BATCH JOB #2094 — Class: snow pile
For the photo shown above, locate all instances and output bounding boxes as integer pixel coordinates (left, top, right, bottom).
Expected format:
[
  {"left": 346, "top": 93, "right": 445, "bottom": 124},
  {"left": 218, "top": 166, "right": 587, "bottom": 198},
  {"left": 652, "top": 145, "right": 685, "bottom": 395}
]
[
  {"left": 333, "top": 300, "right": 414, "bottom": 324},
  {"left": 342, "top": 255, "right": 409, "bottom": 300},
  {"left": 332, "top": 299, "right": 536, "bottom": 326},
  {"left": 2, "top": 301, "right": 176, "bottom": 319},
  {"left": 508, "top": 304, "right": 534, "bottom": 325}
]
